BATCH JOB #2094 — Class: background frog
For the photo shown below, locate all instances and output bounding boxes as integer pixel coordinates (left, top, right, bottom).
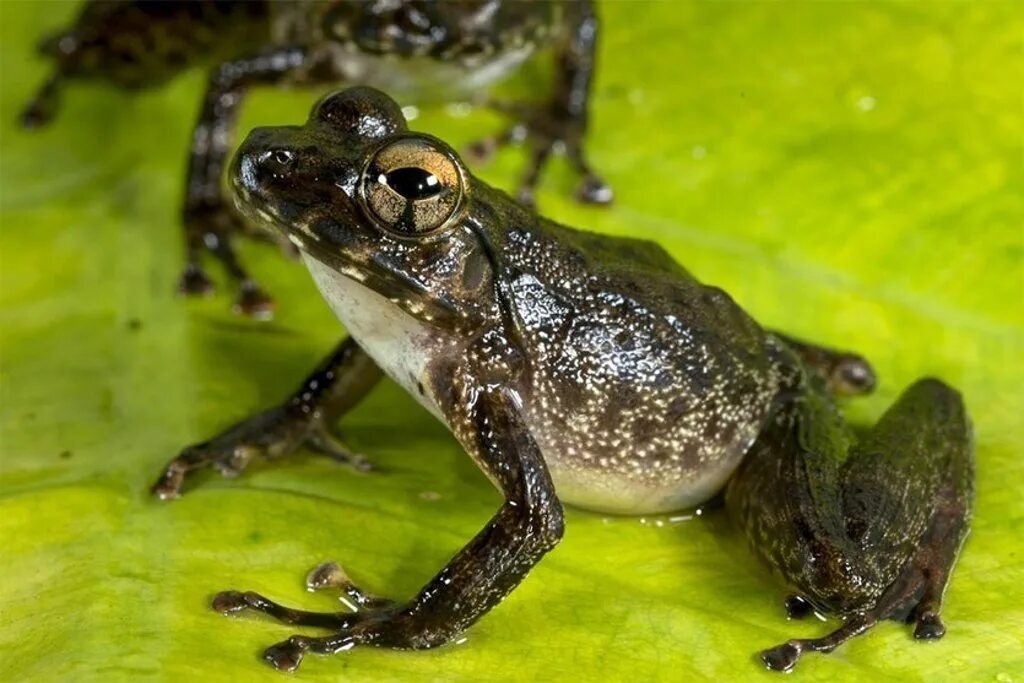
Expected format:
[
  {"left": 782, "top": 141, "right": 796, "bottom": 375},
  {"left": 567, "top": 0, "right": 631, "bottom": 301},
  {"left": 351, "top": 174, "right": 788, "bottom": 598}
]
[
  {"left": 21, "top": 0, "right": 612, "bottom": 316},
  {"left": 151, "top": 88, "right": 973, "bottom": 673}
]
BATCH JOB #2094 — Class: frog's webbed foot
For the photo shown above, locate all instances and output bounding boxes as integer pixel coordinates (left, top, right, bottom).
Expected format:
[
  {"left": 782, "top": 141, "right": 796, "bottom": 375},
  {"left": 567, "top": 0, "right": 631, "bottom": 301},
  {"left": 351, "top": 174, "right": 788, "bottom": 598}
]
[
  {"left": 151, "top": 404, "right": 370, "bottom": 500},
  {"left": 179, "top": 204, "right": 280, "bottom": 319},
  {"left": 152, "top": 338, "right": 381, "bottom": 500},
  {"left": 465, "top": 100, "right": 612, "bottom": 208},
  {"left": 212, "top": 561, "right": 399, "bottom": 667},
  {"left": 762, "top": 589, "right": 950, "bottom": 672}
]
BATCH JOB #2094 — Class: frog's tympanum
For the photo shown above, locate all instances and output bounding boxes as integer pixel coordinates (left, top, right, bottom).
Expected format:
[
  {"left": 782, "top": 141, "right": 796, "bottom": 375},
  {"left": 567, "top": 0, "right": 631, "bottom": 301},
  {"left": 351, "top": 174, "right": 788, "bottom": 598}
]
[
  {"left": 23, "top": 0, "right": 610, "bottom": 316},
  {"left": 152, "top": 88, "right": 974, "bottom": 673}
]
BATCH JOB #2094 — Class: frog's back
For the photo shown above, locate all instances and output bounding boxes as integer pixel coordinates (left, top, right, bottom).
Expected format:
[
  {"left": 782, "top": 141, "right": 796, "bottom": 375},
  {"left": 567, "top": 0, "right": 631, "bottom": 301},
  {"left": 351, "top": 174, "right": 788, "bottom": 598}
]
[{"left": 495, "top": 217, "right": 785, "bottom": 514}]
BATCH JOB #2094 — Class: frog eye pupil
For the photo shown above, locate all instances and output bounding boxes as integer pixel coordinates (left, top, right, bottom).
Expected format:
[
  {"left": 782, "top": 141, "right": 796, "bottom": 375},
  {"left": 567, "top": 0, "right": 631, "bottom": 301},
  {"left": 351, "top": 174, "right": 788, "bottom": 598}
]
[{"left": 381, "top": 167, "right": 442, "bottom": 200}]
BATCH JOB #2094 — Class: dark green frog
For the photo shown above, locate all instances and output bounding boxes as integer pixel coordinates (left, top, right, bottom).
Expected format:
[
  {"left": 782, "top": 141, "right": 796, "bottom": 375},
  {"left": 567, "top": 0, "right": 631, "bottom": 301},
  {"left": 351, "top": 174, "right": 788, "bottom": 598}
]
[
  {"left": 152, "top": 88, "right": 974, "bottom": 673},
  {"left": 23, "top": 0, "right": 610, "bottom": 316}
]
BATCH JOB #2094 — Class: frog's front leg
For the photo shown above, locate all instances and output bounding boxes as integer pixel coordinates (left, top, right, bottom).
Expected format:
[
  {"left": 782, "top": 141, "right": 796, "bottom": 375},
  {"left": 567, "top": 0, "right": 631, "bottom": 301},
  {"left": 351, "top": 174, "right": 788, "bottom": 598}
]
[
  {"left": 210, "top": 382, "right": 564, "bottom": 671},
  {"left": 152, "top": 336, "right": 381, "bottom": 499},
  {"left": 466, "top": 0, "right": 611, "bottom": 207},
  {"left": 726, "top": 378, "right": 972, "bottom": 672},
  {"left": 179, "top": 45, "right": 311, "bottom": 316}
]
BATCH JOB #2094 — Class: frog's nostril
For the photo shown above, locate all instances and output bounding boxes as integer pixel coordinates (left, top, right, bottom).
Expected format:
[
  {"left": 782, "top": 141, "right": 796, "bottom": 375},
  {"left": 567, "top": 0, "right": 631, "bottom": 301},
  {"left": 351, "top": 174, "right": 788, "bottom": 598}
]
[{"left": 261, "top": 148, "right": 297, "bottom": 176}]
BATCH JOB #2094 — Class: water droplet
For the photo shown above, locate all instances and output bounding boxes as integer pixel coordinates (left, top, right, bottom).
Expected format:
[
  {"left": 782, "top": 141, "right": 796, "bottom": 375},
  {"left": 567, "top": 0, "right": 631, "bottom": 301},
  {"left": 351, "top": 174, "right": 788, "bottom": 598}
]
[
  {"left": 401, "top": 105, "right": 420, "bottom": 121},
  {"left": 445, "top": 102, "right": 473, "bottom": 118},
  {"left": 857, "top": 96, "right": 877, "bottom": 112}
]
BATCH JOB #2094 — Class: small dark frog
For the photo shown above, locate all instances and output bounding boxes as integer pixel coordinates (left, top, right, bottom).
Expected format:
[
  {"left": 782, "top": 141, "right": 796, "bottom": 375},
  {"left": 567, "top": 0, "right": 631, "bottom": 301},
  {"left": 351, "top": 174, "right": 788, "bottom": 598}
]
[
  {"left": 152, "top": 88, "right": 973, "bottom": 673},
  {"left": 23, "top": 0, "right": 611, "bottom": 316}
]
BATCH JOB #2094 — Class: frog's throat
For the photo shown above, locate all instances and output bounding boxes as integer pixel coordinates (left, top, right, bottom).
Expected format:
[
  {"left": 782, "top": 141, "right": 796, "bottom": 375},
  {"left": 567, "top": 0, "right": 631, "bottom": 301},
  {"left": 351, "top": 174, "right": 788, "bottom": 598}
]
[{"left": 301, "top": 243, "right": 463, "bottom": 326}]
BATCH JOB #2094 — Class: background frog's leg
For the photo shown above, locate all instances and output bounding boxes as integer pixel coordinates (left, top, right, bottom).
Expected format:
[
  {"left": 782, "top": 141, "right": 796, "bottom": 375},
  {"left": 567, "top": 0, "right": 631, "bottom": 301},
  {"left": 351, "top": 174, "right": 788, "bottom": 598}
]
[
  {"left": 21, "top": 1, "right": 268, "bottom": 127},
  {"left": 726, "top": 378, "right": 972, "bottom": 672},
  {"left": 772, "top": 332, "right": 877, "bottom": 396},
  {"left": 466, "top": 0, "right": 612, "bottom": 207},
  {"left": 20, "top": 73, "right": 61, "bottom": 128},
  {"left": 152, "top": 336, "right": 382, "bottom": 500},
  {"left": 210, "top": 383, "right": 564, "bottom": 672},
  {"left": 180, "top": 45, "right": 309, "bottom": 316}
]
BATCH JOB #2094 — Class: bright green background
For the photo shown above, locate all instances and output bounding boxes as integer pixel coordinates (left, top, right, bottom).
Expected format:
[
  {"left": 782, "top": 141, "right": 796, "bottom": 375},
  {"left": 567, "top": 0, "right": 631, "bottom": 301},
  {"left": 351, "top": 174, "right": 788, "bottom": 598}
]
[{"left": 1, "top": 2, "right": 1022, "bottom": 681}]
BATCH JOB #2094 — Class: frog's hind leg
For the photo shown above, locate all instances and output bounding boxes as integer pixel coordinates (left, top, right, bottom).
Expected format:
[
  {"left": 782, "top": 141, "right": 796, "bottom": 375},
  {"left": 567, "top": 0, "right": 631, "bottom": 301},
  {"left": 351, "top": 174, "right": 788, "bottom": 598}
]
[{"left": 728, "top": 378, "right": 973, "bottom": 672}]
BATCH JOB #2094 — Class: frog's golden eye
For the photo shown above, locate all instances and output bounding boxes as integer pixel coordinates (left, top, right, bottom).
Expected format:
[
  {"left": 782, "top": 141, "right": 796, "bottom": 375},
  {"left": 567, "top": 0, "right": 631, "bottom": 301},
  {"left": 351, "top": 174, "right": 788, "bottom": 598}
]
[{"left": 360, "top": 136, "right": 466, "bottom": 237}]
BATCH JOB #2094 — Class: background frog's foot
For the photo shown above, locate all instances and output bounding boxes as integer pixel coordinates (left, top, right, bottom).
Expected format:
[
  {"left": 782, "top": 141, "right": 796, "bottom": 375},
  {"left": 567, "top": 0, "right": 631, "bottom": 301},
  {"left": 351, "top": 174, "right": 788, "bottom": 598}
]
[
  {"left": 20, "top": 75, "right": 60, "bottom": 128},
  {"left": 182, "top": 205, "right": 276, "bottom": 318},
  {"left": 151, "top": 405, "right": 369, "bottom": 500},
  {"left": 234, "top": 280, "right": 274, "bottom": 319},
  {"left": 176, "top": 263, "right": 217, "bottom": 297},
  {"left": 464, "top": 101, "right": 613, "bottom": 208},
  {"left": 306, "top": 561, "right": 397, "bottom": 610}
]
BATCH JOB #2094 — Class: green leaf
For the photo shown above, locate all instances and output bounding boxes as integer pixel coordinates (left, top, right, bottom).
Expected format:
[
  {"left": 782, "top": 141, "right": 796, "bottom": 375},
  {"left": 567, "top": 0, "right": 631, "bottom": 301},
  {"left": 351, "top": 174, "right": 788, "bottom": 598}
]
[{"left": 2, "top": 2, "right": 1021, "bottom": 681}]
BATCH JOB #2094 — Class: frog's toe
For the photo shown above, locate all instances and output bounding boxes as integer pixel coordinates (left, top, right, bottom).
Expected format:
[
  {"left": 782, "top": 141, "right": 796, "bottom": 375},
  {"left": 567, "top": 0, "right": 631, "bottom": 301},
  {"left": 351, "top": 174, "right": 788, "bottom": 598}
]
[
  {"left": 211, "top": 590, "right": 250, "bottom": 614},
  {"left": 575, "top": 173, "right": 613, "bottom": 205},
  {"left": 913, "top": 611, "right": 946, "bottom": 640},
  {"left": 177, "top": 263, "right": 216, "bottom": 297},
  {"left": 305, "top": 561, "right": 397, "bottom": 610},
  {"left": 263, "top": 637, "right": 307, "bottom": 672},
  {"left": 306, "top": 562, "right": 347, "bottom": 592},
  {"left": 760, "top": 641, "right": 802, "bottom": 672},
  {"left": 830, "top": 355, "right": 877, "bottom": 396},
  {"left": 233, "top": 280, "right": 275, "bottom": 319},
  {"left": 308, "top": 428, "right": 373, "bottom": 472},
  {"left": 212, "top": 588, "right": 355, "bottom": 628}
]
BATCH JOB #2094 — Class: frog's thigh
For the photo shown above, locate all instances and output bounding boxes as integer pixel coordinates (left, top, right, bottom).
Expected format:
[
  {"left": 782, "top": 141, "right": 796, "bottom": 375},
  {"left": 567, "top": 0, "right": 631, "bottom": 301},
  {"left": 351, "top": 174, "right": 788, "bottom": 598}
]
[
  {"left": 839, "top": 378, "right": 972, "bottom": 631},
  {"left": 736, "top": 379, "right": 973, "bottom": 672}
]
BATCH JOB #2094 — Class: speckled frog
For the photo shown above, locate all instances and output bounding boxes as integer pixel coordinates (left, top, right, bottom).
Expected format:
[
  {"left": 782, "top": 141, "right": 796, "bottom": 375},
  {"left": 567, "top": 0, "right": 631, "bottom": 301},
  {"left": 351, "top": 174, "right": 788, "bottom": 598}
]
[
  {"left": 152, "top": 88, "right": 974, "bottom": 673},
  {"left": 23, "top": 0, "right": 610, "bottom": 316}
]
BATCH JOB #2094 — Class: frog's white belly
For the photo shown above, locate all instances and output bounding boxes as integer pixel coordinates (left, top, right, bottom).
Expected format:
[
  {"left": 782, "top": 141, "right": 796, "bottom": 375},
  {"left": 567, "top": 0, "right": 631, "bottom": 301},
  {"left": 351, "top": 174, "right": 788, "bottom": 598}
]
[{"left": 302, "top": 254, "right": 445, "bottom": 421}]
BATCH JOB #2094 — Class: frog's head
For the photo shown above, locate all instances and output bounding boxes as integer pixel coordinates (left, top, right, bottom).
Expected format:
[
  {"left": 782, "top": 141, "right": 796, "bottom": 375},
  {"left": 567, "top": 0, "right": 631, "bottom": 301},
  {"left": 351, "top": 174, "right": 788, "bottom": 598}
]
[{"left": 232, "top": 87, "right": 504, "bottom": 328}]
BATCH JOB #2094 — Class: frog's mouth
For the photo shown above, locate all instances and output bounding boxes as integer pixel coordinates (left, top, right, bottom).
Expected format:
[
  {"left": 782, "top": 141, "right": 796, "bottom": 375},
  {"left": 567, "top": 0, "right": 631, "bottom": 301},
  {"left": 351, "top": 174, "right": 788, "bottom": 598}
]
[{"left": 231, "top": 182, "right": 464, "bottom": 326}]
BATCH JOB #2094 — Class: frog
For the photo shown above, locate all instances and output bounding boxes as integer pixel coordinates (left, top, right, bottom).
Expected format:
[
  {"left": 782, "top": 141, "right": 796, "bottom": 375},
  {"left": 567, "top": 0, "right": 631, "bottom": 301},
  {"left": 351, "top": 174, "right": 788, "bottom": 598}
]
[
  {"left": 21, "top": 0, "right": 612, "bottom": 317},
  {"left": 150, "top": 87, "right": 974, "bottom": 673}
]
